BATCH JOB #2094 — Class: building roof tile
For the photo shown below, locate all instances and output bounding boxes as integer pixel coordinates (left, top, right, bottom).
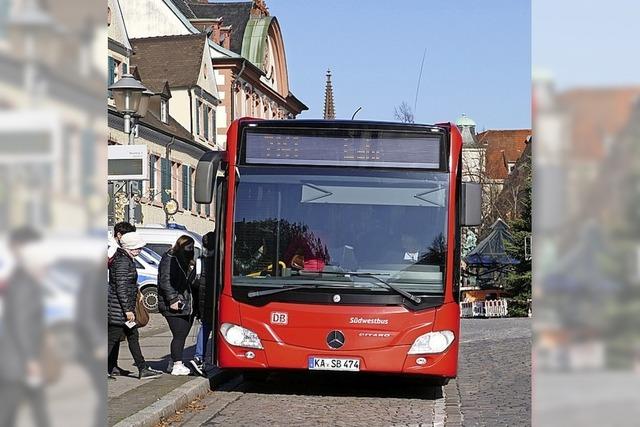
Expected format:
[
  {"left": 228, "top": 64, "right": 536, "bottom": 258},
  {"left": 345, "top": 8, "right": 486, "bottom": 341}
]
[
  {"left": 188, "top": 2, "right": 254, "bottom": 54},
  {"left": 171, "top": 0, "right": 197, "bottom": 19},
  {"left": 130, "top": 33, "right": 208, "bottom": 90},
  {"left": 477, "top": 129, "right": 531, "bottom": 180}
]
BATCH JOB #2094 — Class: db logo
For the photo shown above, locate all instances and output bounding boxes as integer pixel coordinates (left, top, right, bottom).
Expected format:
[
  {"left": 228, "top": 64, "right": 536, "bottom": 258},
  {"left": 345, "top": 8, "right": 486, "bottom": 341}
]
[{"left": 270, "top": 312, "right": 288, "bottom": 325}]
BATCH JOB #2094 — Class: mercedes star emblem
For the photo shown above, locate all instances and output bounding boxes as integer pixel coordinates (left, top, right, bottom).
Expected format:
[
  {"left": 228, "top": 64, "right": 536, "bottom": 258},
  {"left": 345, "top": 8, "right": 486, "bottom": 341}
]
[
  {"left": 333, "top": 294, "right": 341, "bottom": 303},
  {"left": 326, "top": 330, "right": 345, "bottom": 349}
]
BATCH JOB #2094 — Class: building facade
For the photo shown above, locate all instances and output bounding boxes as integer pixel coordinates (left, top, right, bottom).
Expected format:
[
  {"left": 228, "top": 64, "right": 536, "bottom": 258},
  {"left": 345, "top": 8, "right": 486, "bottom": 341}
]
[
  {"left": 109, "top": 0, "right": 306, "bottom": 234},
  {"left": 457, "top": 113, "right": 530, "bottom": 233}
]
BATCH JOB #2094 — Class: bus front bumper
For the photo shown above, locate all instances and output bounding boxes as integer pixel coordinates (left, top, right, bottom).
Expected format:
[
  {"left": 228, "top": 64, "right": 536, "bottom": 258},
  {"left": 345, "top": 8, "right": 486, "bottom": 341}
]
[{"left": 217, "top": 338, "right": 458, "bottom": 377}]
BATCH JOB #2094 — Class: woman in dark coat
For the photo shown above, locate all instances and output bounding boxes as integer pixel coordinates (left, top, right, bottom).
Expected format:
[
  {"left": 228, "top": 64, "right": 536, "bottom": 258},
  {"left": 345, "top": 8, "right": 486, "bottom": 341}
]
[
  {"left": 107, "top": 232, "right": 161, "bottom": 379},
  {"left": 158, "top": 235, "right": 196, "bottom": 375}
]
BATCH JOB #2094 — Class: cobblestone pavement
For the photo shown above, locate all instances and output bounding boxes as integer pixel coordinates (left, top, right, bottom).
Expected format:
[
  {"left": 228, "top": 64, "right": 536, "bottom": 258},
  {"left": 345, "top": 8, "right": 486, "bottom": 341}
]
[
  {"left": 157, "top": 318, "right": 531, "bottom": 426},
  {"left": 177, "top": 372, "right": 446, "bottom": 427},
  {"left": 458, "top": 318, "right": 531, "bottom": 426}
]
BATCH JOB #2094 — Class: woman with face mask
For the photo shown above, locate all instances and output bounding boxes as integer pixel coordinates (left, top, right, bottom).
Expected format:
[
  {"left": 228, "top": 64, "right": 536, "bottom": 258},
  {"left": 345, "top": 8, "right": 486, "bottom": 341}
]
[
  {"left": 107, "top": 232, "right": 162, "bottom": 379},
  {"left": 157, "top": 235, "right": 197, "bottom": 375}
]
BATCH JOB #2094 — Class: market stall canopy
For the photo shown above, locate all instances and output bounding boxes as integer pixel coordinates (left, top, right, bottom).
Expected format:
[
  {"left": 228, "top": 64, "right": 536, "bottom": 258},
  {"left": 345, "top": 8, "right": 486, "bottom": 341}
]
[{"left": 464, "top": 219, "right": 519, "bottom": 266}]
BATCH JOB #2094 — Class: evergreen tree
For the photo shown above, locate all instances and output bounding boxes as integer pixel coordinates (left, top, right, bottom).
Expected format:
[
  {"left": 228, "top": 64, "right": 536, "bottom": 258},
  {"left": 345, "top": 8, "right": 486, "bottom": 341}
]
[{"left": 504, "top": 160, "right": 531, "bottom": 316}]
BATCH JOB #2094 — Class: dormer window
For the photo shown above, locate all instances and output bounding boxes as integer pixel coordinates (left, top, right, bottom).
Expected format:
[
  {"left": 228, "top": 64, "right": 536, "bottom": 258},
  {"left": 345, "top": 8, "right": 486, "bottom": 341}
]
[{"left": 160, "top": 99, "right": 168, "bottom": 123}]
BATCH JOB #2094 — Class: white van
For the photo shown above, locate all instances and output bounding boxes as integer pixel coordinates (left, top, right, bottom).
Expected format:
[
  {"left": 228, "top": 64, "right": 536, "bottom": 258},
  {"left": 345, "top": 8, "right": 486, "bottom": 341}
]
[
  {"left": 135, "top": 225, "right": 204, "bottom": 259},
  {"left": 135, "top": 247, "right": 160, "bottom": 312}
]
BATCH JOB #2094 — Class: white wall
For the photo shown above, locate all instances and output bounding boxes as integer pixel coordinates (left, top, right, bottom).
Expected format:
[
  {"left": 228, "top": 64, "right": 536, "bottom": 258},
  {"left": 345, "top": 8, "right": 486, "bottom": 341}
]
[
  {"left": 168, "top": 89, "right": 191, "bottom": 135},
  {"left": 462, "top": 147, "right": 484, "bottom": 182},
  {"left": 120, "top": 0, "right": 193, "bottom": 39},
  {"left": 141, "top": 205, "right": 215, "bottom": 235},
  {"left": 197, "top": 46, "right": 219, "bottom": 99}
]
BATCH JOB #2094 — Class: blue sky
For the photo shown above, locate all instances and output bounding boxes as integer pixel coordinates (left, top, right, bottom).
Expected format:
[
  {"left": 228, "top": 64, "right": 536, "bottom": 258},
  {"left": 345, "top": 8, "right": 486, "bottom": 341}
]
[{"left": 268, "top": 0, "right": 531, "bottom": 130}]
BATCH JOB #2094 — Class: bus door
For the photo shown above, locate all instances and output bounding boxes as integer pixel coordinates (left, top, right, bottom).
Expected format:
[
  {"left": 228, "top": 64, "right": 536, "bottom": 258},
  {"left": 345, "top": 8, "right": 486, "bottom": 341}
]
[{"left": 194, "top": 151, "right": 227, "bottom": 366}]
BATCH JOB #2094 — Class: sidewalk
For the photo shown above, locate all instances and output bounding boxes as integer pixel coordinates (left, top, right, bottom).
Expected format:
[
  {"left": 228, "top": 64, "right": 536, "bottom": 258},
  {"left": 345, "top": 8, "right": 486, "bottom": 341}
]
[{"left": 108, "top": 314, "right": 230, "bottom": 427}]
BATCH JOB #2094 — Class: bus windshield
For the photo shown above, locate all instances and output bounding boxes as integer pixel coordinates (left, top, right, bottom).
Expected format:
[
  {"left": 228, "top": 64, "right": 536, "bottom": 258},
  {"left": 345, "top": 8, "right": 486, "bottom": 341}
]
[{"left": 233, "top": 166, "right": 449, "bottom": 294}]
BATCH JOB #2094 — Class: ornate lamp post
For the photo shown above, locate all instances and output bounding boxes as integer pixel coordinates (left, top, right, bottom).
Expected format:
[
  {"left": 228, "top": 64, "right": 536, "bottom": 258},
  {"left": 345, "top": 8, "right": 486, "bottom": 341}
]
[{"left": 108, "top": 74, "right": 151, "bottom": 223}]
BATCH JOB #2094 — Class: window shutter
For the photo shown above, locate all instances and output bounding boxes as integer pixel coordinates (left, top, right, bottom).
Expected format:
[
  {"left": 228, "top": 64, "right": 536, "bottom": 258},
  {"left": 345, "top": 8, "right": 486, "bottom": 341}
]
[
  {"left": 203, "top": 105, "right": 209, "bottom": 141},
  {"left": 108, "top": 57, "right": 115, "bottom": 95},
  {"left": 149, "top": 155, "right": 156, "bottom": 196},
  {"left": 182, "top": 165, "right": 191, "bottom": 211},
  {"left": 195, "top": 100, "right": 200, "bottom": 136},
  {"left": 161, "top": 157, "right": 171, "bottom": 204}
]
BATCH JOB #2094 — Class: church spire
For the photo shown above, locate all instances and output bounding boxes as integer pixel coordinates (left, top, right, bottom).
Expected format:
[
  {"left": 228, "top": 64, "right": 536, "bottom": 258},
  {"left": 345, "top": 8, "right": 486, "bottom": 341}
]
[{"left": 323, "top": 69, "right": 335, "bottom": 120}]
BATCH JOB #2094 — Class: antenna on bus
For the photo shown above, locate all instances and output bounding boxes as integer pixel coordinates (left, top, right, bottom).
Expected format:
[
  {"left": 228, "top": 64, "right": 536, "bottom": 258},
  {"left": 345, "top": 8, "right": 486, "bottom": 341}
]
[{"left": 413, "top": 48, "right": 427, "bottom": 116}]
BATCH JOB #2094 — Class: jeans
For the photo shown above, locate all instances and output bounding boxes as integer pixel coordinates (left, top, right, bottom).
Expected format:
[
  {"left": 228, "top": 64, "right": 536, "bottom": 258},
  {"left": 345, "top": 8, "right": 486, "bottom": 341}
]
[{"left": 194, "top": 321, "right": 213, "bottom": 360}]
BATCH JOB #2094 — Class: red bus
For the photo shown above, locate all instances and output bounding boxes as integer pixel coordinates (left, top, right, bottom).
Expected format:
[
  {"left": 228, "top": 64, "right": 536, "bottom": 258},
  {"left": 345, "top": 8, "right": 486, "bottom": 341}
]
[{"left": 195, "top": 119, "right": 480, "bottom": 382}]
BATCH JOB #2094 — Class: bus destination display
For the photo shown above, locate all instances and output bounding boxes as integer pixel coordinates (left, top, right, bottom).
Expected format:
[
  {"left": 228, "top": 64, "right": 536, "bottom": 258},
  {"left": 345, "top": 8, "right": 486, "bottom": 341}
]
[{"left": 245, "top": 132, "right": 441, "bottom": 168}]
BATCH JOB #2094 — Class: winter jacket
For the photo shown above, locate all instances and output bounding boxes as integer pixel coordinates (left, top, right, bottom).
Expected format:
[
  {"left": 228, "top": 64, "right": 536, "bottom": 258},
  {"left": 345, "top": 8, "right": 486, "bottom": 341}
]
[
  {"left": 158, "top": 250, "right": 195, "bottom": 317},
  {"left": 107, "top": 248, "right": 138, "bottom": 326}
]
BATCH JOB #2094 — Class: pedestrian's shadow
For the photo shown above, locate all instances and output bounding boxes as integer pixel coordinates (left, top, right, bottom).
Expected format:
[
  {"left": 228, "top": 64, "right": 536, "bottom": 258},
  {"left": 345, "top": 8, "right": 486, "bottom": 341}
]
[
  {"left": 222, "top": 370, "right": 444, "bottom": 400},
  {"left": 147, "top": 344, "right": 197, "bottom": 373}
]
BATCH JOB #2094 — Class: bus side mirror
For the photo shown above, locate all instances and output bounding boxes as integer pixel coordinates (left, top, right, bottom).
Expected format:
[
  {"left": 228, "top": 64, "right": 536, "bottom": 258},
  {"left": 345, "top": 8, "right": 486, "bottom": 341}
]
[
  {"left": 461, "top": 182, "right": 482, "bottom": 227},
  {"left": 195, "top": 151, "right": 225, "bottom": 204}
]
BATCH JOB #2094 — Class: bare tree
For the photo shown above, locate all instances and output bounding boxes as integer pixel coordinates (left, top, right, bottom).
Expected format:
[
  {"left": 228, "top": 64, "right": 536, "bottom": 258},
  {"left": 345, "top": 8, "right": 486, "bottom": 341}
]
[
  {"left": 394, "top": 101, "right": 415, "bottom": 123},
  {"left": 462, "top": 142, "right": 531, "bottom": 237},
  {"left": 461, "top": 145, "right": 511, "bottom": 236}
]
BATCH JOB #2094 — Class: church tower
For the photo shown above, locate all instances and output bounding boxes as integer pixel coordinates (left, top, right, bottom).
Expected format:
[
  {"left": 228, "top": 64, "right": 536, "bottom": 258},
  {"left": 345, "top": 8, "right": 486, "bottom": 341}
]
[
  {"left": 456, "top": 113, "right": 478, "bottom": 145},
  {"left": 323, "top": 69, "right": 335, "bottom": 119}
]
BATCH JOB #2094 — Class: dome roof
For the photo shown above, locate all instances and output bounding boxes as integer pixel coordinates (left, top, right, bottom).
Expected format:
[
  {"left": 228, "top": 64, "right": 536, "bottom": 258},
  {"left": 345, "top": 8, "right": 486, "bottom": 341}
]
[{"left": 456, "top": 113, "right": 476, "bottom": 127}]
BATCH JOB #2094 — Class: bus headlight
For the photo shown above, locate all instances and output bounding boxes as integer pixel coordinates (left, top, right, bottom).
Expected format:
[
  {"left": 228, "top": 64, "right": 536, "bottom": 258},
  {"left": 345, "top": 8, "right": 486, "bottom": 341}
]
[
  {"left": 408, "top": 330, "right": 454, "bottom": 354},
  {"left": 220, "top": 323, "right": 263, "bottom": 349}
]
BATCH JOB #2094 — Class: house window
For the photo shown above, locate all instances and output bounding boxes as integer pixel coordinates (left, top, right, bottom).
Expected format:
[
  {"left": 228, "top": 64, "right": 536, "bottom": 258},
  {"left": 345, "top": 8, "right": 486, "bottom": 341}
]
[
  {"left": 160, "top": 99, "right": 168, "bottom": 123},
  {"left": 108, "top": 58, "right": 128, "bottom": 97},
  {"left": 507, "top": 162, "right": 516, "bottom": 174},
  {"left": 182, "top": 165, "right": 192, "bottom": 211}
]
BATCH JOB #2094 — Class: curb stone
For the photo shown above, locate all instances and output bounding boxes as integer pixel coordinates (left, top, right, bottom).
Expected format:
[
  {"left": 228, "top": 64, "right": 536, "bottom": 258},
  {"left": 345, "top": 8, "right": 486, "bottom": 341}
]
[{"left": 112, "top": 370, "right": 238, "bottom": 427}]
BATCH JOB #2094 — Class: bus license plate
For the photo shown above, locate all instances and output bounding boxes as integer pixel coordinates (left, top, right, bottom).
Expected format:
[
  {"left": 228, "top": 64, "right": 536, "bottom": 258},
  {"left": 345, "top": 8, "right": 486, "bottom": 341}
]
[{"left": 308, "top": 357, "right": 360, "bottom": 371}]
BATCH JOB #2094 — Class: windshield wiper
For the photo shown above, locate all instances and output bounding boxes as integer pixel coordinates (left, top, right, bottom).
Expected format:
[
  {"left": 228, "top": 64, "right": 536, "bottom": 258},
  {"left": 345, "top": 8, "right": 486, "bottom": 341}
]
[
  {"left": 247, "top": 283, "right": 352, "bottom": 298},
  {"left": 298, "top": 270, "right": 422, "bottom": 304}
]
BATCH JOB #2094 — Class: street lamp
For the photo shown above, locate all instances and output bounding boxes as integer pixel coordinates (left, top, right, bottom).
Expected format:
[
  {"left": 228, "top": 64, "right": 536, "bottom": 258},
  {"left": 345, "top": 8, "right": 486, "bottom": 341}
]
[
  {"left": 108, "top": 74, "right": 151, "bottom": 224},
  {"left": 137, "top": 88, "right": 154, "bottom": 119},
  {"left": 108, "top": 73, "right": 149, "bottom": 139}
]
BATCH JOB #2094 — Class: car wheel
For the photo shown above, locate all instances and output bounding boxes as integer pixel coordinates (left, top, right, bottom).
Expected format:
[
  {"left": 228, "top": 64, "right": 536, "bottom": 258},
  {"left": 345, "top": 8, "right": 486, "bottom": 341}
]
[{"left": 141, "top": 286, "right": 159, "bottom": 313}]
